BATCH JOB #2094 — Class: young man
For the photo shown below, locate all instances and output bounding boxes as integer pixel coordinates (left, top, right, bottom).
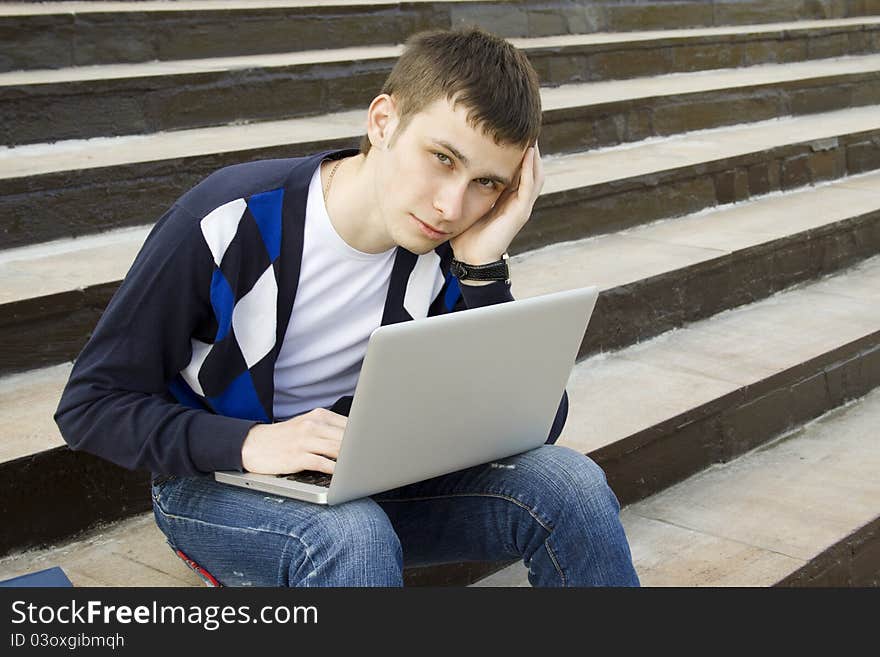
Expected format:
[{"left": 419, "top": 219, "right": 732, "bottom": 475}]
[{"left": 55, "top": 27, "right": 639, "bottom": 587}]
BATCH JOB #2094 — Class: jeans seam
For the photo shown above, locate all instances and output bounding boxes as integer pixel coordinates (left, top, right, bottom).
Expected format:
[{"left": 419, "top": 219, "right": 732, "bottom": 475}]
[
  {"left": 151, "top": 505, "right": 318, "bottom": 584},
  {"left": 543, "top": 539, "right": 565, "bottom": 586}
]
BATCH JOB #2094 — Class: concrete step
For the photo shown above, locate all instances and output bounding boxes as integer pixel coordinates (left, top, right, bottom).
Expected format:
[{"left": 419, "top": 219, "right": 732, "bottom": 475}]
[
  {"left": 2, "top": 171, "right": 879, "bottom": 554},
  {"left": 2, "top": 252, "right": 878, "bottom": 584},
  {"left": 3, "top": 85, "right": 879, "bottom": 249},
  {"left": 3, "top": 1, "right": 877, "bottom": 71},
  {"left": 4, "top": 18, "right": 880, "bottom": 145},
  {"left": 475, "top": 384, "right": 880, "bottom": 586}
]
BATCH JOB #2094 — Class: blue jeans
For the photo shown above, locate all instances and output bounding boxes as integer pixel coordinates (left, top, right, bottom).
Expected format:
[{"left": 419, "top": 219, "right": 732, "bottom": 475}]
[{"left": 151, "top": 445, "right": 640, "bottom": 587}]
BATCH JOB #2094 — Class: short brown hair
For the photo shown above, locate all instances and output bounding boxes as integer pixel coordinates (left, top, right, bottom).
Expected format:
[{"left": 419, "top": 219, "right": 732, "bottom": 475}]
[{"left": 359, "top": 26, "right": 542, "bottom": 155}]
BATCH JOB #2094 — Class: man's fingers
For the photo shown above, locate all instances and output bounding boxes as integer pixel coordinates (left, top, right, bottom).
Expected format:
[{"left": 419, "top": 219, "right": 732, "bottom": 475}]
[
  {"left": 534, "top": 143, "right": 544, "bottom": 186},
  {"left": 519, "top": 145, "right": 538, "bottom": 190},
  {"left": 308, "top": 436, "right": 342, "bottom": 460},
  {"left": 304, "top": 453, "right": 337, "bottom": 475},
  {"left": 312, "top": 407, "right": 349, "bottom": 428},
  {"left": 523, "top": 144, "right": 543, "bottom": 202}
]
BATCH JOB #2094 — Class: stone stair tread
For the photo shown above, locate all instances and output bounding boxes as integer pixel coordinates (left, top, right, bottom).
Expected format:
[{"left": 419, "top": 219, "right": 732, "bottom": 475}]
[
  {"left": 475, "top": 384, "right": 880, "bottom": 586},
  {"left": 3, "top": 21, "right": 879, "bottom": 86},
  {"left": 0, "top": 512, "right": 203, "bottom": 587},
  {"left": 3, "top": 0, "right": 877, "bottom": 33},
  {"left": 0, "top": 43, "right": 403, "bottom": 86},
  {"left": 0, "top": 0, "right": 454, "bottom": 16},
  {"left": 3, "top": 159, "right": 879, "bottom": 308},
  {"left": 516, "top": 16, "right": 880, "bottom": 44},
  {"left": 0, "top": 363, "right": 71, "bottom": 463},
  {"left": 0, "top": 224, "right": 151, "bottom": 305}
]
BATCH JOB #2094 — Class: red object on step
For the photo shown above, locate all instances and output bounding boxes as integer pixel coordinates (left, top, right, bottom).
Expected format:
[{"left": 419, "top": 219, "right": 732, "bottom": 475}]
[{"left": 175, "top": 549, "right": 222, "bottom": 587}]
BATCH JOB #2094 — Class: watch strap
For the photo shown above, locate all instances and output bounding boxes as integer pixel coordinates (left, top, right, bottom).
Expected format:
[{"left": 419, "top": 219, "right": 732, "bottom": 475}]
[{"left": 451, "top": 253, "right": 510, "bottom": 282}]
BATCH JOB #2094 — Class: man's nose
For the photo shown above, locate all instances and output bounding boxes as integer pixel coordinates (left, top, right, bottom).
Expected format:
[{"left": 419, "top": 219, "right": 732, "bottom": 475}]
[{"left": 433, "top": 178, "right": 468, "bottom": 223}]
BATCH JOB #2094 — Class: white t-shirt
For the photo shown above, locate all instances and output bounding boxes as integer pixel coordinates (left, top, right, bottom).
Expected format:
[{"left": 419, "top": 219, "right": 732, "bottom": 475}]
[{"left": 272, "top": 162, "right": 397, "bottom": 419}]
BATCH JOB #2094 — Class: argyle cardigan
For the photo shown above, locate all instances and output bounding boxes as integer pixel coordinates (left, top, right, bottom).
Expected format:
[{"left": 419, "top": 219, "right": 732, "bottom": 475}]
[{"left": 54, "top": 148, "right": 568, "bottom": 477}]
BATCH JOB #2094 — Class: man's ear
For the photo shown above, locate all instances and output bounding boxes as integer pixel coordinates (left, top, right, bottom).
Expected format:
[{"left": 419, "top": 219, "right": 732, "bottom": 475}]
[{"left": 366, "top": 94, "right": 398, "bottom": 150}]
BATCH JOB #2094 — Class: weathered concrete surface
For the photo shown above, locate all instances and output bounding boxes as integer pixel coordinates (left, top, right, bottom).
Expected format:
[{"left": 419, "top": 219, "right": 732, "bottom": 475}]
[
  {"left": 0, "top": 363, "right": 70, "bottom": 463},
  {"left": 3, "top": 4, "right": 877, "bottom": 71},
  {"left": 4, "top": 20, "right": 880, "bottom": 144},
  {"left": 477, "top": 384, "right": 880, "bottom": 586}
]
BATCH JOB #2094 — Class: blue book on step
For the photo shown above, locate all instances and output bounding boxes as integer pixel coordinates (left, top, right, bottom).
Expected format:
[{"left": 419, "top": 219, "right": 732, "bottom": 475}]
[{"left": 0, "top": 566, "right": 73, "bottom": 587}]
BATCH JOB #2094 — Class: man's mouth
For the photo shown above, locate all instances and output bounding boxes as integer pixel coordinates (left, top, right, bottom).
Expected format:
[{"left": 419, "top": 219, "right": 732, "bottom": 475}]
[{"left": 411, "top": 214, "right": 450, "bottom": 239}]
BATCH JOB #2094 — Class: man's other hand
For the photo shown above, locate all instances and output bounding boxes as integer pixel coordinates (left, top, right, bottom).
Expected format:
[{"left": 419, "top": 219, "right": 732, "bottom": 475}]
[{"left": 449, "top": 141, "right": 544, "bottom": 266}]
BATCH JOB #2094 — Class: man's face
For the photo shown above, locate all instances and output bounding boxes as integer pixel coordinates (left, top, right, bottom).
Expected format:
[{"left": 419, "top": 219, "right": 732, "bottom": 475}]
[{"left": 370, "top": 95, "right": 527, "bottom": 255}]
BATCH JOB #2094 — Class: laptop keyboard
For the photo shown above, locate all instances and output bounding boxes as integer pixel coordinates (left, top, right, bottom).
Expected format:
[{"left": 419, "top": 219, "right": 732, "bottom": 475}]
[{"left": 281, "top": 470, "right": 333, "bottom": 488}]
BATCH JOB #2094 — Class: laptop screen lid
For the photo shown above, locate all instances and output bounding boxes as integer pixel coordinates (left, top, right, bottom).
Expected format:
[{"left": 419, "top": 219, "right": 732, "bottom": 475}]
[{"left": 324, "top": 285, "right": 599, "bottom": 505}]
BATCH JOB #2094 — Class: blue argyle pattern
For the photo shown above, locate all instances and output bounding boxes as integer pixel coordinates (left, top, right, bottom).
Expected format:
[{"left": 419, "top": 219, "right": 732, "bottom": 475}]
[{"left": 172, "top": 188, "right": 285, "bottom": 422}]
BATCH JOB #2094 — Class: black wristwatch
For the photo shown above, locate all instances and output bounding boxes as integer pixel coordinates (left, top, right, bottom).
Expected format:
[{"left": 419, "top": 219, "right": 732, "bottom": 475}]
[{"left": 450, "top": 253, "right": 510, "bottom": 283}]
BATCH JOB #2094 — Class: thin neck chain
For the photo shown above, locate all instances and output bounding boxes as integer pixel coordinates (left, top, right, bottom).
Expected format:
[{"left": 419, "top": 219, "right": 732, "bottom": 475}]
[{"left": 323, "top": 158, "right": 344, "bottom": 204}]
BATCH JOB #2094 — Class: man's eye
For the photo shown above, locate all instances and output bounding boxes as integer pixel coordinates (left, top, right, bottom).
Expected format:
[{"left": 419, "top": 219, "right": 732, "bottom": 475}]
[
  {"left": 477, "top": 178, "right": 496, "bottom": 190},
  {"left": 435, "top": 152, "right": 452, "bottom": 165}
]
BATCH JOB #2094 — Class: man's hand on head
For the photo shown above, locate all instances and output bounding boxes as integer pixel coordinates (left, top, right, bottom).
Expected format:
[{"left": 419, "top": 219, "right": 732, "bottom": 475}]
[
  {"left": 241, "top": 407, "right": 347, "bottom": 475},
  {"left": 449, "top": 142, "right": 544, "bottom": 266}
]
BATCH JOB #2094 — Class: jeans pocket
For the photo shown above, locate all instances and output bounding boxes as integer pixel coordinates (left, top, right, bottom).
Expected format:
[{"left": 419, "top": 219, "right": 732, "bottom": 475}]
[{"left": 150, "top": 474, "right": 176, "bottom": 506}]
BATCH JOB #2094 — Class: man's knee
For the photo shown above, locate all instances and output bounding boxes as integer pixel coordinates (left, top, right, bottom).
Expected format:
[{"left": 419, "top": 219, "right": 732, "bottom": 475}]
[
  {"left": 524, "top": 446, "right": 621, "bottom": 518},
  {"left": 291, "top": 498, "right": 403, "bottom": 586}
]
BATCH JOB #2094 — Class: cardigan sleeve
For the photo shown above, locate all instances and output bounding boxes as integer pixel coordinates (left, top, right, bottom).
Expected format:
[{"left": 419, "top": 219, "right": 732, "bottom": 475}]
[{"left": 54, "top": 203, "right": 258, "bottom": 476}]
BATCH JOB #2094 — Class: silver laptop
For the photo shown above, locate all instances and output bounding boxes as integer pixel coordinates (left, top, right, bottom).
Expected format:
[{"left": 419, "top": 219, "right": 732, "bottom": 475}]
[{"left": 215, "top": 285, "right": 599, "bottom": 505}]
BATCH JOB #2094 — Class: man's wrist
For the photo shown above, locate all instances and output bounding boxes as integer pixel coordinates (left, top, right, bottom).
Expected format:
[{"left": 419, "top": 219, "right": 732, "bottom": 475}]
[
  {"left": 459, "top": 279, "right": 495, "bottom": 287},
  {"left": 452, "top": 252, "right": 504, "bottom": 266}
]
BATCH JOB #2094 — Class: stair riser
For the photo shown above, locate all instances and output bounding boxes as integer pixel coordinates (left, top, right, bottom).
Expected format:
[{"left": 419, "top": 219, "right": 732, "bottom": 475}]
[
  {"left": 0, "top": 283, "right": 117, "bottom": 377},
  {"left": 777, "top": 517, "right": 880, "bottom": 586},
  {"left": 3, "top": 0, "right": 874, "bottom": 72},
  {"left": 609, "top": 0, "right": 878, "bottom": 31},
  {"left": 0, "top": 63, "right": 392, "bottom": 147},
  {"left": 0, "top": 447, "right": 151, "bottom": 558},
  {"left": 581, "top": 209, "right": 880, "bottom": 356},
  {"left": 4, "top": 24, "right": 880, "bottom": 146},
  {"left": 594, "top": 334, "right": 880, "bottom": 507}
]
